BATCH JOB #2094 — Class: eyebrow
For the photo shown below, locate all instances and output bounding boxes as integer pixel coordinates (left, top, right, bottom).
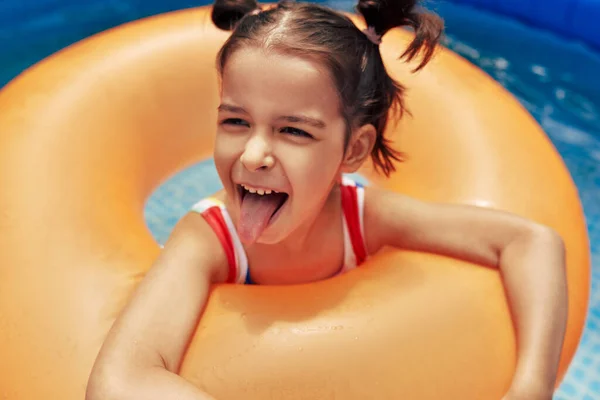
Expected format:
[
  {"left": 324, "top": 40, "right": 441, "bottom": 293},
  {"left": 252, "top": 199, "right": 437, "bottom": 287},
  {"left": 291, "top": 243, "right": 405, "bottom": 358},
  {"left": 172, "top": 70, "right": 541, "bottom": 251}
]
[
  {"left": 218, "top": 103, "right": 327, "bottom": 129},
  {"left": 276, "top": 115, "right": 326, "bottom": 129},
  {"left": 218, "top": 104, "right": 248, "bottom": 114}
]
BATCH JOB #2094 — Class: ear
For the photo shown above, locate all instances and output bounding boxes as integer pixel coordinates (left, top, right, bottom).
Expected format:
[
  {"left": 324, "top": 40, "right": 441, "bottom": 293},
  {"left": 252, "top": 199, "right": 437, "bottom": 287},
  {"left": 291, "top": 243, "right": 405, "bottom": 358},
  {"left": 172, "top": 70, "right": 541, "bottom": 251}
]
[{"left": 340, "top": 124, "right": 377, "bottom": 173}]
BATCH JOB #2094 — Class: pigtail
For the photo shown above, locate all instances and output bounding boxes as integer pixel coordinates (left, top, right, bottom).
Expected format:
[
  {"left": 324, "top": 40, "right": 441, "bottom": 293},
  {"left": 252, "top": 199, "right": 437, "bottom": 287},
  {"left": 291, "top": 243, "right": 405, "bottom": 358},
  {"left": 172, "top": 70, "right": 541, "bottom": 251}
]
[
  {"left": 352, "top": 0, "right": 444, "bottom": 176},
  {"left": 357, "top": 0, "right": 444, "bottom": 71},
  {"left": 212, "top": 0, "right": 260, "bottom": 31},
  {"left": 401, "top": 11, "right": 444, "bottom": 71}
]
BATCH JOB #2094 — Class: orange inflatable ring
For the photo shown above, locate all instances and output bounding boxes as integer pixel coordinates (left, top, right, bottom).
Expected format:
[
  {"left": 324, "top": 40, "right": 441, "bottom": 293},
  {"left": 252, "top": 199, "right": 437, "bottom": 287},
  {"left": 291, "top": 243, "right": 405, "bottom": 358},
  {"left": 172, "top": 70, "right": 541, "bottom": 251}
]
[{"left": 0, "top": 6, "right": 590, "bottom": 400}]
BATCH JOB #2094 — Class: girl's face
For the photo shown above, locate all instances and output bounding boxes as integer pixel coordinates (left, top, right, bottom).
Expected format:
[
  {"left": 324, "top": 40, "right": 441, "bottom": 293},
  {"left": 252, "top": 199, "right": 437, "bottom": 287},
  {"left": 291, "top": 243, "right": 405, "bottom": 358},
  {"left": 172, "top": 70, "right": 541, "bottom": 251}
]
[{"left": 214, "top": 48, "right": 348, "bottom": 245}]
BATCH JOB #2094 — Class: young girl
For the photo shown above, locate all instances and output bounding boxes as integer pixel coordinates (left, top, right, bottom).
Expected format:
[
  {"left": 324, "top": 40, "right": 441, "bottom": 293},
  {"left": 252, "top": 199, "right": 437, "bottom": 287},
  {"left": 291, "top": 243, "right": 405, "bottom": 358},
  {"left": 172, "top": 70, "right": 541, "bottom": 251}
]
[{"left": 86, "top": 1, "right": 568, "bottom": 399}]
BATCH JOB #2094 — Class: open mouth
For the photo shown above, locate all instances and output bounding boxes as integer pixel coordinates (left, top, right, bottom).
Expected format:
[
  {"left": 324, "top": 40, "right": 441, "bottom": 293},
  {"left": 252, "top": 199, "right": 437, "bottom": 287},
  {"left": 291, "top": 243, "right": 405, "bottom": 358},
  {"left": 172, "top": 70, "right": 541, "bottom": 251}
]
[
  {"left": 238, "top": 184, "right": 289, "bottom": 221},
  {"left": 235, "top": 183, "right": 290, "bottom": 243}
]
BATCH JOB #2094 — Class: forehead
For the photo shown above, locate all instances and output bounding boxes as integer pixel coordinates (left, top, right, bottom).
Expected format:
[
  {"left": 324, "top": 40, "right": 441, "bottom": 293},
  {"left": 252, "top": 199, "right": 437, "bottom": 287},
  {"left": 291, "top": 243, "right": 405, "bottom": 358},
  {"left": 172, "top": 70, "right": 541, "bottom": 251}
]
[{"left": 221, "top": 48, "right": 341, "bottom": 116}]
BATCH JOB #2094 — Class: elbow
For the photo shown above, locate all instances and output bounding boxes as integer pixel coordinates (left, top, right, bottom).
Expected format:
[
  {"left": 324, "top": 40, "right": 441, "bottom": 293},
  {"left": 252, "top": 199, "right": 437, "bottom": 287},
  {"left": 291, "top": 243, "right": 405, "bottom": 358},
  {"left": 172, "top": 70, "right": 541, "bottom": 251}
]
[
  {"left": 502, "top": 223, "right": 567, "bottom": 271},
  {"left": 518, "top": 223, "right": 567, "bottom": 275},
  {"left": 528, "top": 224, "right": 566, "bottom": 258}
]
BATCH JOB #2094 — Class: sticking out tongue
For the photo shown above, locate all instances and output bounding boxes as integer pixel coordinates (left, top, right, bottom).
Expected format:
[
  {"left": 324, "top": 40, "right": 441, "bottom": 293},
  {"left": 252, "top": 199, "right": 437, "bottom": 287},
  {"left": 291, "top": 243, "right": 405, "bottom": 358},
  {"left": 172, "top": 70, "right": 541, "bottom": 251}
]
[{"left": 238, "top": 191, "right": 287, "bottom": 244}]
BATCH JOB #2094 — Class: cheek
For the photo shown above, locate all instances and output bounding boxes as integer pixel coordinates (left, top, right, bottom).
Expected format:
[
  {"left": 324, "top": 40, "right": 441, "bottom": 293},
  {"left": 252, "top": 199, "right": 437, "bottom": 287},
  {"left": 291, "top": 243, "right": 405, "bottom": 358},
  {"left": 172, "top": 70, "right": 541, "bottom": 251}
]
[
  {"left": 213, "top": 133, "right": 239, "bottom": 179},
  {"left": 285, "top": 142, "right": 344, "bottom": 200}
]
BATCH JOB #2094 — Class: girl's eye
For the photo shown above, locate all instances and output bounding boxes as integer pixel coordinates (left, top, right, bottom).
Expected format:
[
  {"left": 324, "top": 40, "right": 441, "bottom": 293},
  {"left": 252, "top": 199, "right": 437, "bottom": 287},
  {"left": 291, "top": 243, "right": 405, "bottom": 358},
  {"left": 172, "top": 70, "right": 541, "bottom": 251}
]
[
  {"left": 221, "top": 118, "right": 250, "bottom": 127},
  {"left": 281, "top": 127, "right": 313, "bottom": 139}
]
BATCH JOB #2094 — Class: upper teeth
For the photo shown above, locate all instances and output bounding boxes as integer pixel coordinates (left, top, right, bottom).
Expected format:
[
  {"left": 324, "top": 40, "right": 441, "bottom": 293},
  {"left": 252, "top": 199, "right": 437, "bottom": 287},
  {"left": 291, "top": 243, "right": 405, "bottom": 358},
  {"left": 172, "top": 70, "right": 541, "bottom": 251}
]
[{"left": 241, "top": 184, "right": 276, "bottom": 195}]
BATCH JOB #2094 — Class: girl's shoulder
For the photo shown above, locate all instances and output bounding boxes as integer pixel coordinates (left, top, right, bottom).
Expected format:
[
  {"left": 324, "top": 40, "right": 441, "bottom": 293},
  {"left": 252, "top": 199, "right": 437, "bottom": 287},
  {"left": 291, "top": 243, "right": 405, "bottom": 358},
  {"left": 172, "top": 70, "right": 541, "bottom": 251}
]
[
  {"left": 164, "top": 197, "right": 231, "bottom": 283},
  {"left": 360, "top": 183, "right": 411, "bottom": 255}
]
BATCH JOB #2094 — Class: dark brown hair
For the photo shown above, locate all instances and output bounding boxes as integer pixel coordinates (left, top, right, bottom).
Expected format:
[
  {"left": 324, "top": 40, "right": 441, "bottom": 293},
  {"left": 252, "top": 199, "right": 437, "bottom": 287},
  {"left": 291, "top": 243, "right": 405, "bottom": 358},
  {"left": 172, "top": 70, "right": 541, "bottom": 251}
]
[{"left": 212, "top": 0, "right": 444, "bottom": 176}]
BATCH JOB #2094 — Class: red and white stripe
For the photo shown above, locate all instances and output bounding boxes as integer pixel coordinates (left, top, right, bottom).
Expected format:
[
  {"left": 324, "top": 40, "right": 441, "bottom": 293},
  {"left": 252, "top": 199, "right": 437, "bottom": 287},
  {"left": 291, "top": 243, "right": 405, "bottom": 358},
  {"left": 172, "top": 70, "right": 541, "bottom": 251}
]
[
  {"left": 191, "top": 198, "right": 248, "bottom": 284},
  {"left": 339, "top": 176, "right": 367, "bottom": 271}
]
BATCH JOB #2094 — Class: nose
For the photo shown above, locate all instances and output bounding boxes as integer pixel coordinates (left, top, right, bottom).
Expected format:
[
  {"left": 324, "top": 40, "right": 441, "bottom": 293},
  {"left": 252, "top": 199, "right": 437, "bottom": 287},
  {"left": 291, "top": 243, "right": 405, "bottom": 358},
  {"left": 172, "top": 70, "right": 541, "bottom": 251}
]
[{"left": 240, "top": 133, "right": 275, "bottom": 171}]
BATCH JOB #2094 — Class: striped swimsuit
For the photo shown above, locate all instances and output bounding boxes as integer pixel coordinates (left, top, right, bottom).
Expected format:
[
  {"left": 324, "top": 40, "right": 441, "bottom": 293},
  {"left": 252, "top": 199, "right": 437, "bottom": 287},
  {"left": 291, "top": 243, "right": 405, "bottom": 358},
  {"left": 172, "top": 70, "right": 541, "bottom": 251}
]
[{"left": 190, "top": 176, "right": 367, "bottom": 284}]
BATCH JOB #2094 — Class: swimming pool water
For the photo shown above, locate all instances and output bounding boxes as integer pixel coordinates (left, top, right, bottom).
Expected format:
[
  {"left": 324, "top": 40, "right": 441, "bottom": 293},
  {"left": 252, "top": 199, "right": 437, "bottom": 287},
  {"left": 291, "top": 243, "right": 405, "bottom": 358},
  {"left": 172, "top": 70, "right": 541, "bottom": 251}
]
[{"left": 1, "top": 1, "right": 599, "bottom": 398}]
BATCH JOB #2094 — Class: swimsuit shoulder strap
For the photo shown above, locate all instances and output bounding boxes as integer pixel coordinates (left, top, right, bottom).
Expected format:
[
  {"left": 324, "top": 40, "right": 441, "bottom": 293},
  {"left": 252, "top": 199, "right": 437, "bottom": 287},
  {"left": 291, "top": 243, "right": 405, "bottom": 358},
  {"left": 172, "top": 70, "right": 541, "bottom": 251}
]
[
  {"left": 191, "top": 198, "right": 249, "bottom": 284},
  {"left": 339, "top": 176, "right": 368, "bottom": 271}
]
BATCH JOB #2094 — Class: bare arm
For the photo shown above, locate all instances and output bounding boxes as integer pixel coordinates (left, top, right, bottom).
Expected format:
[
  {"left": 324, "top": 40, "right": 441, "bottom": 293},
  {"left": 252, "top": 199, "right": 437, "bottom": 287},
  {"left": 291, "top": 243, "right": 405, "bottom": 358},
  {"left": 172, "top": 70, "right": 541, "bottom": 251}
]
[
  {"left": 86, "top": 212, "right": 228, "bottom": 400},
  {"left": 365, "top": 188, "right": 568, "bottom": 398}
]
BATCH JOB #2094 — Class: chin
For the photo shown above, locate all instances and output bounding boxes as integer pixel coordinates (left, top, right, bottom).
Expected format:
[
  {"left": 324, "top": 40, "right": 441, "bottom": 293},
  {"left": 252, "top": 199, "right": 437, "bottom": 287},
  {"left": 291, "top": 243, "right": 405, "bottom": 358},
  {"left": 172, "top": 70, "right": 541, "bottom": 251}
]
[{"left": 253, "top": 229, "right": 289, "bottom": 245}]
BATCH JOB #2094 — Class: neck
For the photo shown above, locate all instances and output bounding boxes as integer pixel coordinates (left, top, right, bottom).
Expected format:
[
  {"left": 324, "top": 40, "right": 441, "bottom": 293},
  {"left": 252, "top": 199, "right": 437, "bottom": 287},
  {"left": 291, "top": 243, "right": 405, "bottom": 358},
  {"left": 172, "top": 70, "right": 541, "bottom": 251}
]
[{"left": 261, "top": 182, "right": 341, "bottom": 255}]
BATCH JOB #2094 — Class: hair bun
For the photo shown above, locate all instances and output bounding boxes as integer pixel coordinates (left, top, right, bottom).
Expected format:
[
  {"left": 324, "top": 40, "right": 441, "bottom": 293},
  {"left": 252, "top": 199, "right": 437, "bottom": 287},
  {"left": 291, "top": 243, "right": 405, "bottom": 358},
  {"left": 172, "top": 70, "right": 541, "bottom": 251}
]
[
  {"left": 357, "top": 0, "right": 417, "bottom": 36},
  {"left": 212, "top": 0, "right": 260, "bottom": 31},
  {"left": 357, "top": 0, "right": 443, "bottom": 71}
]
